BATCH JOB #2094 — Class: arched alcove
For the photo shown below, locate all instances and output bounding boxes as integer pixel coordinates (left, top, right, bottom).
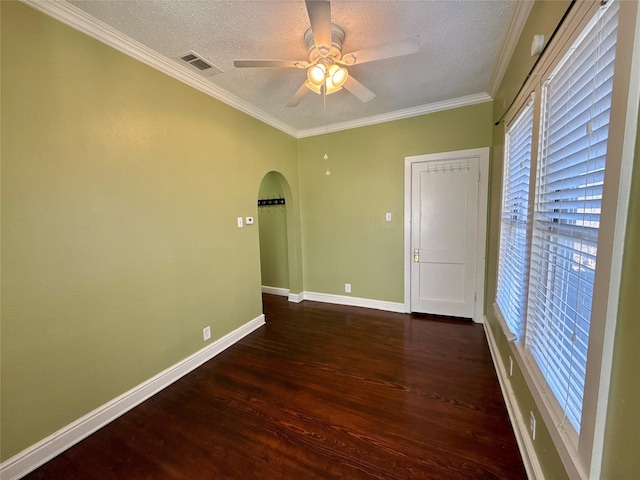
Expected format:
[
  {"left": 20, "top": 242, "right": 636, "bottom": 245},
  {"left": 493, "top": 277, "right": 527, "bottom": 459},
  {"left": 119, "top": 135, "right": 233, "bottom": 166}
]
[
  {"left": 258, "top": 172, "right": 289, "bottom": 291},
  {"left": 257, "top": 171, "right": 301, "bottom": 298}
]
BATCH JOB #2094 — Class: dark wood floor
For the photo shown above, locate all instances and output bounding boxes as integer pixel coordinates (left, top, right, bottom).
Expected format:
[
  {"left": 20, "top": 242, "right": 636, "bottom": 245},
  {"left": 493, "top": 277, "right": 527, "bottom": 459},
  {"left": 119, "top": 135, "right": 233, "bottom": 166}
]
[{"left": 25, "top": 295, "right": 526, "bottom": 479}]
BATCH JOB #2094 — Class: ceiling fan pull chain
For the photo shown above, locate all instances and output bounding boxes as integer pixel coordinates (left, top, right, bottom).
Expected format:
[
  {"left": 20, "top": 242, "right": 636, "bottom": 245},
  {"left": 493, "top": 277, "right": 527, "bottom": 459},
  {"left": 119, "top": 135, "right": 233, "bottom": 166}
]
[{"left": 323, "top": 86, "right": 331, "bottom": 176}]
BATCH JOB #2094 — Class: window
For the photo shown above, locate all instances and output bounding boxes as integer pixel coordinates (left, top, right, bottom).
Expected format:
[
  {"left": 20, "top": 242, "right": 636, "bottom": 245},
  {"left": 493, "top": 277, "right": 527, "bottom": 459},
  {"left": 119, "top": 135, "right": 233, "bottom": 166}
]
[
  {"left": 496, "top": 100, "right": 534, "bottom": 340},
  {"left": 526, "top": 0, "right": 618, "bottom": 434},
  {"left": 493, "top": 0, "right": 639, "bottom": 475}
]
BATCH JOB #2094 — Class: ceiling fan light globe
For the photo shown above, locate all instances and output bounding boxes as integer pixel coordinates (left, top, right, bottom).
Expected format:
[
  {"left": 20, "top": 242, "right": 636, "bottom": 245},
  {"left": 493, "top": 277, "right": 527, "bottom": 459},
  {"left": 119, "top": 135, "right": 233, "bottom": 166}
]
[
  {"left": 329, "top": 65, "right": 348, "bottom": 88},
  {"left": 304, "top": 80, "right": 322, "bottom": 95},
  {"left": 308, "top": 64, "right": 326, "bottom": 86}
]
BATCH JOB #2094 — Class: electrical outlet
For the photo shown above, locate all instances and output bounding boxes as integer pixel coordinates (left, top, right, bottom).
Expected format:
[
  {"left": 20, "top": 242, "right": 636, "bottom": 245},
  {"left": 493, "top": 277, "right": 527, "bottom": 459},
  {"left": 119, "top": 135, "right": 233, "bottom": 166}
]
[
  {"left": 509, "top": 356, "right": 513, "bottom": 377},
  {"left": 529, "top": 411, "right": 536, "bottom": 440},
  {"left": 345, "top": 283, "right": 351, "bottom": 293},
  {"left": 203, "top": 326, "right": 211, "bottom": 341}
]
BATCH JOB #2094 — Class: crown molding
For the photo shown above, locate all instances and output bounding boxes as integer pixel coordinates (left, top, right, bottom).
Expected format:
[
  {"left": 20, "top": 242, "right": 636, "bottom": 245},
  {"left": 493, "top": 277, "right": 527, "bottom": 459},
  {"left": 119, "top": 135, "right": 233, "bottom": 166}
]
[
  {"left": 487, "top": 0, "right": 535, "bottom": 98},
  {"left": 20, "top": 0, "right": 298, "bottom": 138},
  {"left": 296, "top": 92, "right": 493, "bottom": 138},
  {"left": 21, "top": 0, "right": 494, "bottom": 141}
]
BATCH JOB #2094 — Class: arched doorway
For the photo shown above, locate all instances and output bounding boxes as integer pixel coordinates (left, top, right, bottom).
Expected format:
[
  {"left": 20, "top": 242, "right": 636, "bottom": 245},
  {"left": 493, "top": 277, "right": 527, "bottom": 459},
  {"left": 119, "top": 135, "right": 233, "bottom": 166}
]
[{"left": 257, "top": 172, "right": 291, "bottom": 296}]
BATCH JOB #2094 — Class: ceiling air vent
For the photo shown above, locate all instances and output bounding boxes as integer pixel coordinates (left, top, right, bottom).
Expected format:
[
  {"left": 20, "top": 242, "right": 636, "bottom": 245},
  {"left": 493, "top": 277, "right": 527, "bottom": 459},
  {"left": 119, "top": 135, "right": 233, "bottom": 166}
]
[{"left": 178, "top": 51, "right": 223, "bottom": 77}]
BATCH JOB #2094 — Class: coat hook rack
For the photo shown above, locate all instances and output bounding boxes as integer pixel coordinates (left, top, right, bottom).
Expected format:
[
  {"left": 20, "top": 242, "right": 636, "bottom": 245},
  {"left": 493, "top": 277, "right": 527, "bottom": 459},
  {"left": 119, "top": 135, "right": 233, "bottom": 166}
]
[{"left": 258, "top": 198, "right": 285, "bottom": 207}]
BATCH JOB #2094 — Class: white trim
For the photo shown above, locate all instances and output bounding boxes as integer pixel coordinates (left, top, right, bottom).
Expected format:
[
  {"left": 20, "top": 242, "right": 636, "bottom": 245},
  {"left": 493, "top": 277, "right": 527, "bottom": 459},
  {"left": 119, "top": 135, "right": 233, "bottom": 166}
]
[
  {"left": 491, "top": 3, "right": 640, "bottom": 477},
  {"left": 588, "top": 1, "right": 640, "bottom": 475},
  {"left": 19, "top": 1, "right": 492, "bottom": 140},
  {"left": 487, "top": 0, "right": 535, "bottom": 98},
  {"left": 506, "top": 1, "right": 603, "bottom": 129},
  {"left": 297, "top": 291, "right": 406, "bottom": 313},
  {"left": 483, "top": 317, "right": 546, "bottom": 480},
  {"left": 288, "top": 292, "right": 304, "bottom": 303},
  {"left": 474, "top": 149, "right": 489, "bottom": 324},
  {"left": 403, "top": 147, "right": 490, "bottom": 322},
  {"left": 20, "top": 0, "right": 298, "bottom": 138},
  {"left": 297, "top": 94, "right": 492, "bottom": 138},
  {"left": 517, "top": 342, "right": 584, "bottom": 479},
  {"left": 493, "top": 301, "right": 517, "bottom": 342},
  {"left": 261, "top": 286, "right": 290, "bottom": 297},
  {"left": 0, "top": 315, "right": 265, "bottom": 480}
]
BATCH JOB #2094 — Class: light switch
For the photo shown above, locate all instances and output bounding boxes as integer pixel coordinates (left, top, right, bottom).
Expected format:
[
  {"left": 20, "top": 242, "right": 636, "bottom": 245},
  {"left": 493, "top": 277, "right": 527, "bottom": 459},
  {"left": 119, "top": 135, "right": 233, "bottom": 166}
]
[
  {"left": 237, "top": 217, "right": 243, "bottom": 228},
  {"left": 385, "top": 212, "right": 392, "bottom": 222},
  {"left": 245, "top": 216, "right": 254, "bottom": 225}
]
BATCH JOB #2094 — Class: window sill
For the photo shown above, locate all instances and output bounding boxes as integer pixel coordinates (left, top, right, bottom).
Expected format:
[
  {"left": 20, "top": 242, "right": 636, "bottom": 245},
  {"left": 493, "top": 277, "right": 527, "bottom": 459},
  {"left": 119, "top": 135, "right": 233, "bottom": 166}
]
[{"left": 492, "top": 301, "right": 517, "bottom": 342}]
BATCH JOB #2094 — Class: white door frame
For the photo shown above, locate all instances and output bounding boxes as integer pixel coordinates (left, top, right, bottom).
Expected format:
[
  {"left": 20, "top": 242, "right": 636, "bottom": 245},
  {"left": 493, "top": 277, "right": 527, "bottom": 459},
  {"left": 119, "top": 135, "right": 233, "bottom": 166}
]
[{"left": 403, "top": 147, "right": 490, "bottom": 322}]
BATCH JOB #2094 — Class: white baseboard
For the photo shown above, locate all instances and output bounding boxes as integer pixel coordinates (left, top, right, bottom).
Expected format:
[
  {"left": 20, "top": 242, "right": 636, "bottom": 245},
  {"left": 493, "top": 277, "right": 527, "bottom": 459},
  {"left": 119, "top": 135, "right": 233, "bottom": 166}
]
[
  {"left": 286, "top": 290, "right": 405, "bottom": 312},
  {"left": 261, "top": 285, "right": 290, "bottom": 297},
  {"left": 300, "top": 291, "right": 406, "bottom": 313},
  {"left": 288, "top": 292, "right": 304, "bottom": 303},
  {"left": 0, "top": 315, "right": 265, "bottom": 480},
  {"left": 483, "top": 316, "right": 545, "bottom": 480}
]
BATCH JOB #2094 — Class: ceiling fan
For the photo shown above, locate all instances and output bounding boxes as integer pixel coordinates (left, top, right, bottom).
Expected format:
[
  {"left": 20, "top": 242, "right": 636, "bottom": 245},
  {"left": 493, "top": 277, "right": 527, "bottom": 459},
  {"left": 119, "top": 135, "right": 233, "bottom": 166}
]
[{"left": 233, "top": 0, "right": 421, "bottom": 107}]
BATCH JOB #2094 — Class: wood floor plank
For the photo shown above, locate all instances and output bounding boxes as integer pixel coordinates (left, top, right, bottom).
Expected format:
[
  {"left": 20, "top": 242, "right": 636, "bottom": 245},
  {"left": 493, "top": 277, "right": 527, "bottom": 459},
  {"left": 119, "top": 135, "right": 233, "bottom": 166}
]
[{"left": 24, "top": 295, "right": 526, "bottom": 479}]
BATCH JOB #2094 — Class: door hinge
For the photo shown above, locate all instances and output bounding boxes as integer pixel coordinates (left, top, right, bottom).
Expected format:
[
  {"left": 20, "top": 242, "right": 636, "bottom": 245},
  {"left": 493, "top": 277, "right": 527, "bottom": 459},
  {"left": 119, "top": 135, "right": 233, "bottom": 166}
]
[{"left": 477, "top": 170, "right": 481, "bottom": 183}]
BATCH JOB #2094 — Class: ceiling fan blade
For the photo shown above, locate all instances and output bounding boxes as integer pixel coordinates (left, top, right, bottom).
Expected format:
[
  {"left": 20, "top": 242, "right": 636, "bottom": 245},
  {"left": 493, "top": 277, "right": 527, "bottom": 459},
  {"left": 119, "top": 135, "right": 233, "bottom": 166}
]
[
  {"left": 234, "top": 60, "right": 309, "bottom": 68},
  {"left": 305, "top": 0, "right": 332, "bottom": 56},
  {"left": 339, "top": 36, "right": 421, "bottom": 65},
  {"left": 287, "top": 83, "right": 310, "bottom": 107},
  {"left": 343, "top": 76, "right": 376, "bottom": 103}
]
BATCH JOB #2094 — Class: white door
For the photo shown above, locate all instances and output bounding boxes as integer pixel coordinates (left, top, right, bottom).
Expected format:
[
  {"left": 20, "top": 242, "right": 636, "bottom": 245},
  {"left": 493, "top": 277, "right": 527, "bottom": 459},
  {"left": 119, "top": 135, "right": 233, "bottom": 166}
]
[{"left": 410, "top": 156, "right": 479, "bottom": 318}]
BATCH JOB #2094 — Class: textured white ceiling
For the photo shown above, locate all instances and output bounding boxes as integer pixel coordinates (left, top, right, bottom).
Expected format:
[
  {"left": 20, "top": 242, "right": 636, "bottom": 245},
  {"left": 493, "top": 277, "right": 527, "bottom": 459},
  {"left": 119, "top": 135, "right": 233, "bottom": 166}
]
[{"left": 68, "top": 0, "right": 516, "bottom": 132}]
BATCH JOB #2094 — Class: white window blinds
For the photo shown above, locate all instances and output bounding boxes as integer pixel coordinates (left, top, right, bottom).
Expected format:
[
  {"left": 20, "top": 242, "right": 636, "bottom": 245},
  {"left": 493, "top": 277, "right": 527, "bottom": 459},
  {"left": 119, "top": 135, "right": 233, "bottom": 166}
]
[
  {"left": 496, "top": 101, "right": 534, "bottom": 339},
  {"left": 525, "top": 0, "right": 619, "bottom": 433}
]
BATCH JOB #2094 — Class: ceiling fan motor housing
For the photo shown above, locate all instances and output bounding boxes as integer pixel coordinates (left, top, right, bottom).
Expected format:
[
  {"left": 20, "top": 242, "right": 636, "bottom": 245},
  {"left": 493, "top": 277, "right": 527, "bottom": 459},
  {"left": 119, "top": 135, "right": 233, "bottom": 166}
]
[{"left": 304, "top": 23, "right": 345, "bottom": 62}]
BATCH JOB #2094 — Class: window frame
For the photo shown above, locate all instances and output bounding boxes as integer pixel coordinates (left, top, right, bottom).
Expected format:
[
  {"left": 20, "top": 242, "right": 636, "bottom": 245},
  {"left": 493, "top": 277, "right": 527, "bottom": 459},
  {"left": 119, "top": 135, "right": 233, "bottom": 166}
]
[
  {"left": 495, "top": 97, "right": 535, "bottom": 342},
  {"left": 493, "top": 0, "right": 640, "bottom": 477}
]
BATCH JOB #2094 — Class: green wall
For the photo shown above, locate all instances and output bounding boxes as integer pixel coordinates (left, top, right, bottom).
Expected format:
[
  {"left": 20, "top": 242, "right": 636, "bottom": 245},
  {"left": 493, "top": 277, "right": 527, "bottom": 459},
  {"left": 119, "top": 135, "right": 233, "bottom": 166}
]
[
  {"left": 4, "top": 0, "right": 637, "bottom": 475},
  {"left": 0, "top": 1, "right": 300, "bottom": 460},
  {"left": 601, "top": 103, "right": 640, "bottom": 478},
  {"left": 485, "top": 1, "right": 640, "bottom": 479},
  {"left": 297, "top": 103, "right": 493, "bottom": 302},
  {"left": 258, "top": 173, "right": 289, "bottom": 289}
]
